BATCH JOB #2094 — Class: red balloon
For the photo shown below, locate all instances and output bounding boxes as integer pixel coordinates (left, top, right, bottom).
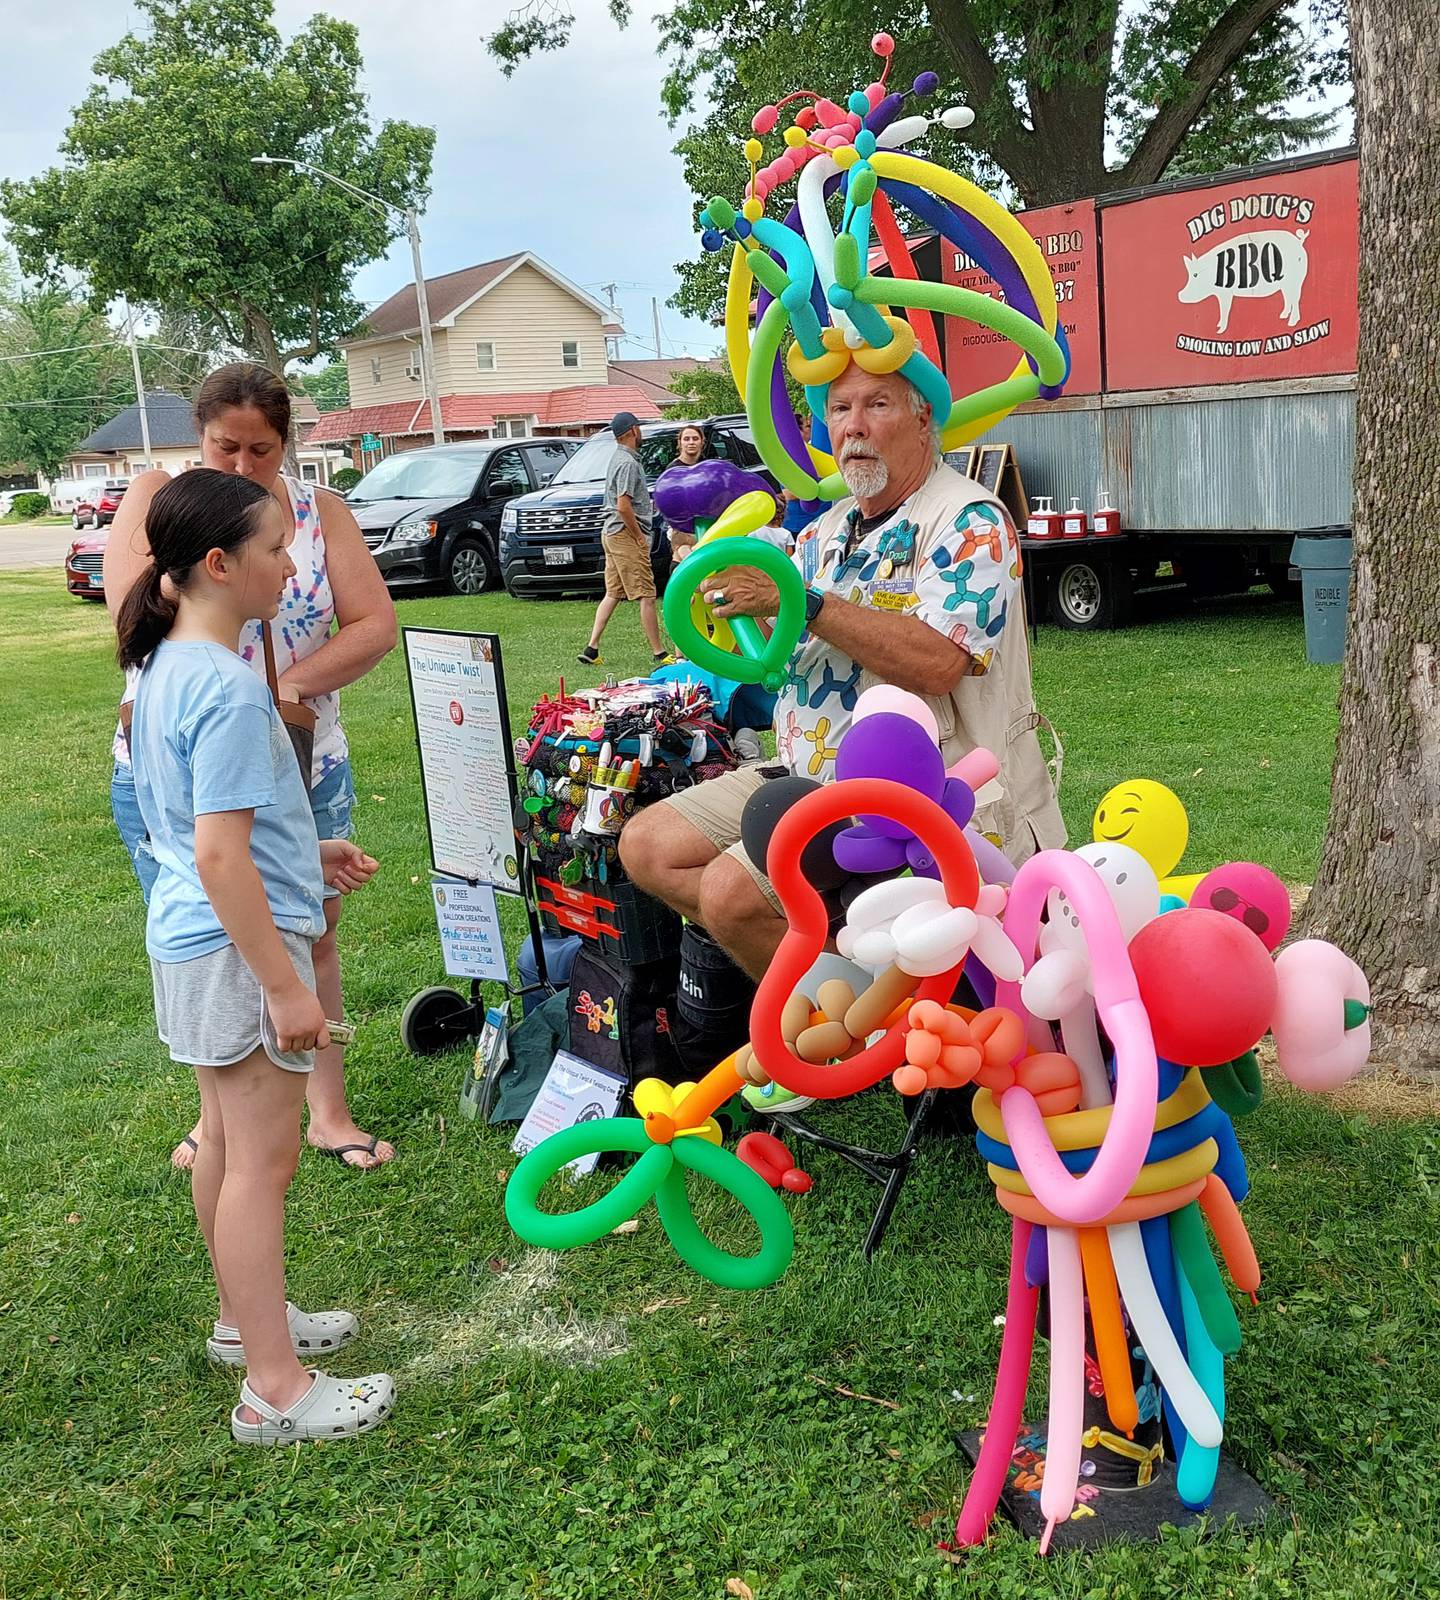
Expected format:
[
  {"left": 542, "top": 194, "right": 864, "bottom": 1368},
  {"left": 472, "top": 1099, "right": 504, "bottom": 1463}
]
[{"left": 1129, "top": 909, "right": 1277, "bottom": 1066}]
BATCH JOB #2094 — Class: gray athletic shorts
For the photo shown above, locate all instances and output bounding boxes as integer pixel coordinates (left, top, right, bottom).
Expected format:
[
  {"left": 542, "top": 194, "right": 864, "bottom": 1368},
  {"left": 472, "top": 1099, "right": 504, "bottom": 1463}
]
[{"left": 151, "top": 929, "right": 319, "bottom": 1073}]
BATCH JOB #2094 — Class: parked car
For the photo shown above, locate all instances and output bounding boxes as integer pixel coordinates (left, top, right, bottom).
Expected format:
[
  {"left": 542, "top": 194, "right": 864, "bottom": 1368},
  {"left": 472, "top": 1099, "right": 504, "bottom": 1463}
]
[
  {"left": 0, "top": 490, "right": 18, "bottom": 517},
  {"left": 345, "top": 438, "right": 578, "bottom": 596},
  {"left": 499, "top": 415, "right": 773, "bottom": 599},
  {"left": 66, "top": 531, "right": 108, "bottom": 600},
  {"left": 47, "top": 477, "right": 103, "bottom": 517},
  {"left": 71, "top": 479, "right": 130, "bottom": 530}
]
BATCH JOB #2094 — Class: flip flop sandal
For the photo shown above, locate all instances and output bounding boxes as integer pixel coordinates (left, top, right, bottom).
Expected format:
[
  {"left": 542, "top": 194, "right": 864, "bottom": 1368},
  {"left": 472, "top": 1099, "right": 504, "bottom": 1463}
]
[
  {"left": 207, "top": 1302, "right": 359, "bottom": 1367},
  {"left": 315, "top": 1137, "right": 387, "bottom": 1169},
  {"left": 231, "top": 1369, "right": 395, "bottom": 1445}
]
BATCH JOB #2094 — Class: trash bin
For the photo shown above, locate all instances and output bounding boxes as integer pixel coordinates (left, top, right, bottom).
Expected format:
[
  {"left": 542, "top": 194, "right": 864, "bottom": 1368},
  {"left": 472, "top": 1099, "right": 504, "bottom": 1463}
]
[{"left": 1290, "top": 526, "right": 1353, "bottom": 665}]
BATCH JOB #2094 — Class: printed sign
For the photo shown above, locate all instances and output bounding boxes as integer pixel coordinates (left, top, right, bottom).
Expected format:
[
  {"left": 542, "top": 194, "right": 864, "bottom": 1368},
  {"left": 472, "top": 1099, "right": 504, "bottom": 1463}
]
[
  {"left": 403, "top": 628, "right": 522, "bottom": 893},
  {"left": 431, "top": 876, "right": 508, "bottom": 982},
  {"left": 1101, "top": 156, "right": 1358, "bottom": 390},
  {"left": 511, "top": 1050, "right": 626, "bottom": 1177},
  {"left": 943, "top": 198, "right": 1102, "bottom": 398}
]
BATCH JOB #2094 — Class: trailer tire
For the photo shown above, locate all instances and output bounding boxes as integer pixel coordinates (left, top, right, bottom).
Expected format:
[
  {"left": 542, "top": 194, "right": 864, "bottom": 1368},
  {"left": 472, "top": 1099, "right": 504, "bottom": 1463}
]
[{"left": 1049, "top": 555, "right": 1132, "bottom": 631}]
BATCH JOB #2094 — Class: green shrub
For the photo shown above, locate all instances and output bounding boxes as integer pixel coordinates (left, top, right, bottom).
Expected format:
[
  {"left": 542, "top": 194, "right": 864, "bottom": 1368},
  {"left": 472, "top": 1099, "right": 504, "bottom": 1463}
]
[
  {"left": 11, "top": 493, "right": 51, "bottom": 519},
  {"left": 331, "top": 466, "right": 362, "bottom": 492}
]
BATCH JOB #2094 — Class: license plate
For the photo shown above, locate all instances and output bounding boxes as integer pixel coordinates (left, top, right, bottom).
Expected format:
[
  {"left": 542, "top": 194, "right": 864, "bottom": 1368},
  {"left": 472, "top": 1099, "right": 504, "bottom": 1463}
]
[
  {"left": 542, "top": 546, "right": 574, "bottom": 566},
  {"left": 86, "top": 574, "right": 102, "bottom": 586}
]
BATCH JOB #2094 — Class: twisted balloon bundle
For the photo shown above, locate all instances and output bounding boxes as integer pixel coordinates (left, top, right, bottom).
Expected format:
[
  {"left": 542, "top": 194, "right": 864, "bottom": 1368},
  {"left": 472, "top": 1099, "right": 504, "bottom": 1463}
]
[{"left": 661, "top": 31, "right": 1070, "bottom": 684}]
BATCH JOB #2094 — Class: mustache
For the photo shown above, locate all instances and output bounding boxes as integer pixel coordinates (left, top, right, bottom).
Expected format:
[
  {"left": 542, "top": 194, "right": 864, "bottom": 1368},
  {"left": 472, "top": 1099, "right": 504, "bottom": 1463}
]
[{"left": 839, "top": 443, "right": 879, "bottom": 462}]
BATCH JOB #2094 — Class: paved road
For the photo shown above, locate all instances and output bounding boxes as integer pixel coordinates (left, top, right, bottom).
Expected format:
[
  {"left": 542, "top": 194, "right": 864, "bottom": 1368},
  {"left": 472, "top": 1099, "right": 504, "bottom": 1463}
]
[{"left": 0, "top": 525, "right": 77, "bottom": 571}]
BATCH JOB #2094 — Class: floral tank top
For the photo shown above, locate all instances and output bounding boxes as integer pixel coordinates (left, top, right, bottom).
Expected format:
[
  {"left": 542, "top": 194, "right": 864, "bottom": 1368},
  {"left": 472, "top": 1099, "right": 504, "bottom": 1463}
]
[{"left": 114, "top": 474, "right": 347, "bottom": 785}]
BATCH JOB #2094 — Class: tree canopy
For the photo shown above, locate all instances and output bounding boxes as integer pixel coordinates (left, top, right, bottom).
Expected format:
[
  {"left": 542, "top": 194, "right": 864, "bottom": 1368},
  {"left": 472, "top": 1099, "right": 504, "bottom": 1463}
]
[
  {"left": 487, "top": 1, "right": 1348, "bottom": 318},
  {"left": 1, "top": 0, "right": 434, "bottom": 377}
]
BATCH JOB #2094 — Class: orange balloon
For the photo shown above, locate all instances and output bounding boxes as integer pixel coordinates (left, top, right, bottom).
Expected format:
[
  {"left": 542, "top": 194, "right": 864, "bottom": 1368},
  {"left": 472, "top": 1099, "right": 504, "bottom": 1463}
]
[
  {"left": 1080, "top": 1228, "right": 1140, "bottom": 1436},
  {"left": 1198, "top": 1172, "right": 1261, "bottom": 1296}
]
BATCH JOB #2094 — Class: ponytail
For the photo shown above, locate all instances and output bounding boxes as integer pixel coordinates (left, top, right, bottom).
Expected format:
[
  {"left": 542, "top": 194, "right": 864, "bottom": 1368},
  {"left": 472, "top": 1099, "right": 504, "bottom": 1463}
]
[
  {"left": 113, "top": 469, "right": 273, "bottom": 669},
  {"left": 116, "top": 563, "right": 179, "bottom": 670}
]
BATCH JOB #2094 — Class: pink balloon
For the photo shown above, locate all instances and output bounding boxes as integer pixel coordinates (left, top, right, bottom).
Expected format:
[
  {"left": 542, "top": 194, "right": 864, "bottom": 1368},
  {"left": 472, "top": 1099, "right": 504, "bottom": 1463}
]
[
  {"left": 997, "top": 850, "right": 1158, "bottom": 1224},
  {"left": 1191, "top": 862, "right": 1291, "bottom": 952},
  {"left": 815, "top": 97, "right": 844, "bottom": 127},
  {"left": 872, "top": 30, "right": 895, "bottom": 56},
  {"left": 865, "top": 81, "right": 886, "bottom": 107},
  {"left": 851, "top": 684, "right": 940, "bottom": 742},
  {"left": 1271, "top": 940, "right": 1371, "bottom": 1091},
  {"left": 1040, "top": 1228, "right": 1085, "bottom": 1549},
  {"left": 751, "top": 105, "right": 778, "bottom": 134}
]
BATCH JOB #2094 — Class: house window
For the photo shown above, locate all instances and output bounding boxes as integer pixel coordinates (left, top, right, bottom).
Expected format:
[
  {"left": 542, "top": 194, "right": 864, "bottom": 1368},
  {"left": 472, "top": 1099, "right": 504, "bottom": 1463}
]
[
  {"left": 561, "top": 340, "right": 581, "bottom": 369},
  {"left": 495, "top": 416, "right": 530, "bottom": 438},
  {"left": 476, "top": 341, "right": 497, "bottom": 372},
  {"left": 405, "top": 349, "right": 422, "bottom": 380},
  {"left": 84, "top": 464, "right": 108, "bottom": 478},
  {"left": 370, "top": 356, "right": 382, "bottom": 385},
  {"left": 300, "top": 463, "right": 320, "bottom": 482}
]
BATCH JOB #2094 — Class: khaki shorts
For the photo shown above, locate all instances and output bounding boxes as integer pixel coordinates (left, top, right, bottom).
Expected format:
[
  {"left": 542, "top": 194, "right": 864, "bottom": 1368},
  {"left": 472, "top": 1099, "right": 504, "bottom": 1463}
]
[
  {"left": 602, "top": 529, "right": 656, "bottom": 600},
  {"left": 659, "top": 765, "right": 783, "bottom": 913}
]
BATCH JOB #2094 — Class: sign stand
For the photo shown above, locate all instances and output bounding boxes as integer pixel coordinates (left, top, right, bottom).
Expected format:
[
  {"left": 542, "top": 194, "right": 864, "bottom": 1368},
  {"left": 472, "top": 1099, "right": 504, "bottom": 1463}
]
[{"left": 399, "top": 627, "right": 552, "bottom": 1057}]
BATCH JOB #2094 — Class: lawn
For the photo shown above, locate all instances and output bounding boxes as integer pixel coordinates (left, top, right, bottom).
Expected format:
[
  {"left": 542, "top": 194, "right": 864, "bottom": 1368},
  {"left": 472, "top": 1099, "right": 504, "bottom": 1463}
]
[{"left": 2, "top": 571, "right": 1436, "bottom": 1600}]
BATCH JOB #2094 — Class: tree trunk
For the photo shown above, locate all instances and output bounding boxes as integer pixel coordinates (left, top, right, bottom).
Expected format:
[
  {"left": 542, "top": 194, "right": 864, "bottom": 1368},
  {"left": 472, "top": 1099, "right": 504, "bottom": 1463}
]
[
  {"left": 244, "top": 309, "right": 303, "bottom": 478},
  {"left": 1304, "top": 0, "right": 1440, "bottom": 1074}
]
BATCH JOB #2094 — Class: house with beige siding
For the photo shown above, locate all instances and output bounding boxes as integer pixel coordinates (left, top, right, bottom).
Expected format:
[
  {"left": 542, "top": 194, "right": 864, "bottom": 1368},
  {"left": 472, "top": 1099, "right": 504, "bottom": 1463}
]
[{"left": 310, "top": 252, "right": 672, "bottom": 462}]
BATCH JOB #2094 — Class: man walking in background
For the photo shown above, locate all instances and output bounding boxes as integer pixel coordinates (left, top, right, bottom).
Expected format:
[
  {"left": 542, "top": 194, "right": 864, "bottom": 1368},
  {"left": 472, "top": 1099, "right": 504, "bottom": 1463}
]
[{"left": 578, "top": 412, "right": 674, "bottom": 667}]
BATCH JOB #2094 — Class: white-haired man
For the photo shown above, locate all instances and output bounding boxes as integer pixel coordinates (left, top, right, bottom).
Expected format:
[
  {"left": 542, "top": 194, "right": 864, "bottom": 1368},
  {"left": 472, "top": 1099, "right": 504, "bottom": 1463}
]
[{"left": 619, "top": 363, "right": 1064, "bottom": 978}]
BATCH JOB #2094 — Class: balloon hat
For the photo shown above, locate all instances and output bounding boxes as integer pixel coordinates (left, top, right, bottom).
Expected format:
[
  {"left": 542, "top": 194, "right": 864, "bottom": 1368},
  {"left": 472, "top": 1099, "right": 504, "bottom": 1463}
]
[{"left": 696, "top": 31, "right": 1071, "bottom": 503}]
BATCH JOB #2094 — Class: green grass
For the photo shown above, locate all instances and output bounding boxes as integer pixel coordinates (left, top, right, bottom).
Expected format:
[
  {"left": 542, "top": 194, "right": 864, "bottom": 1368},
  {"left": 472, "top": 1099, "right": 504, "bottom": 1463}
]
[
  {"left": 2, "top": 571, "right": 1436, "bottom": 1599},
  {"left": 0, "top": 514, "right": 71, "bottom": 527}
]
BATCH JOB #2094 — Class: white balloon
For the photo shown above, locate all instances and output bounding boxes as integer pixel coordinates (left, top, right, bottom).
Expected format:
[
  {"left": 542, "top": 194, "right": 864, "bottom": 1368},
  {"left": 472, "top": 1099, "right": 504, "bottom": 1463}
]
[
  {"left": 940, "top": 105, "right": 976, "bottom": 130},
  {"left": 1072, "top": 841, "right": 1160, "bottom": 940},
  {"left": 1021, "top": 948, "right": 1090, "bottom": 1020},
  {"left": 893, "top": 903, "right": 977, "bottom": 977},
  {"left": 877, "top": 114, "right": 932, "bottom": 149},
  {"left": 972, "top": 917, "right": 1025, "bottom": 983},
  {"left": 844, "top": 874, "right": 942, "bottom": 934},
  {"left": 851, "top": 927, "right": 898, "bottom": 969}
]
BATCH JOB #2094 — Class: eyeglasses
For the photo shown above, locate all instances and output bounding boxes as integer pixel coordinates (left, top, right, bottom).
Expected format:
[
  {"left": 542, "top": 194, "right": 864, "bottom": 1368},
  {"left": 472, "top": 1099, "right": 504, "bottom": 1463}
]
[{"left": 1206, "top": 885, "right": 1269, "bottom": 936}]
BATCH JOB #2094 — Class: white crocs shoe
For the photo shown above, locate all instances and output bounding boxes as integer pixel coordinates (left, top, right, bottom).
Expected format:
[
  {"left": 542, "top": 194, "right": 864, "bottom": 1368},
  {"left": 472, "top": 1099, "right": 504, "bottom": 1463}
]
[
  {"left": 231, "top": 1369, "right": 395, "bottom": 1445},
  {"left": 207, "top": 1302, "right": 360, "bottom": 1367}
]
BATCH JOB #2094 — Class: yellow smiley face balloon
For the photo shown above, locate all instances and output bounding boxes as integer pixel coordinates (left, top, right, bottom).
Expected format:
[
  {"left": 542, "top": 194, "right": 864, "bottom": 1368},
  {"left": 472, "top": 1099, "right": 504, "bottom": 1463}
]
[{"left": 1092, "top": 779, "right": 1189, "bottom": 880}]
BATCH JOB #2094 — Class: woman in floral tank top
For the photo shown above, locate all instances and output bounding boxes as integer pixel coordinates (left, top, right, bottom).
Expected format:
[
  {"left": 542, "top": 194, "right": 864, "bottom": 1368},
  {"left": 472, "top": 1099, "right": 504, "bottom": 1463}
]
[{"left": 105, "top": 364, "right": 399, "bottom": 1170}]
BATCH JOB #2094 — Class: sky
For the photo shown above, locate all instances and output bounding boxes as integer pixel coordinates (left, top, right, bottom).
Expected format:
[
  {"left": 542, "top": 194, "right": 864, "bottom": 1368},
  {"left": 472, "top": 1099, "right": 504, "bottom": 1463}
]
[{"left": 0, "top": 0, "right": 727, "bottom": 364}]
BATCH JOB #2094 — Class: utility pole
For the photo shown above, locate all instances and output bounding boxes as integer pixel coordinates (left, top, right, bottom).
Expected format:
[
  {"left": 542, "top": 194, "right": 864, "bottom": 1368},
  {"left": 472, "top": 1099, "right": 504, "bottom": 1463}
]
[
  {"left": 601, "top": 282, "right": 620, "bottom": 361},
  {"left": 124, "top": 299, "right": 152, "bottom": 470},
  {"left": 651, "top": 297, "right": 664, "bottom": 359}
]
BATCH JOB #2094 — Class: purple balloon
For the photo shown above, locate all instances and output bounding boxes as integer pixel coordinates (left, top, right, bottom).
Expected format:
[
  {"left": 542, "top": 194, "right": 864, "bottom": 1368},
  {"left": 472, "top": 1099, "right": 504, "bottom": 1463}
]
[
  {"left": 652, "top": 459, "right": 775, "bottom": 533},
  {"left": 835, "top": 712, "right": 945, "bottom": 837}
]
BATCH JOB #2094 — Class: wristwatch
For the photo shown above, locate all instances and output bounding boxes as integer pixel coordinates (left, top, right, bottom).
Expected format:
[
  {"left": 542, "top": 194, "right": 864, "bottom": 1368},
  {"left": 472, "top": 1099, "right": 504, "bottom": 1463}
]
[{"left": 804, "top": 586, "right": 826, "bottom": 626}]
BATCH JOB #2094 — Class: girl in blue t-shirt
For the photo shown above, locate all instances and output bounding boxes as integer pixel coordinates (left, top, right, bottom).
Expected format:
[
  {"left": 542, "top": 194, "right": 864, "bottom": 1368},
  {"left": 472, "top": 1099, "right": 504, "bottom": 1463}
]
[{"left": 118, "top": 469, "right": 394, "bottom": 1444}]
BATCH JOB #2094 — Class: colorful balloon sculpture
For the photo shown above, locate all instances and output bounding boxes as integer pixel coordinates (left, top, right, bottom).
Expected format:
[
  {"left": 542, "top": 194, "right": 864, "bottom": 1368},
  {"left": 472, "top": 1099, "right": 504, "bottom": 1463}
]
[
  {"left": 663, "top": 30, "right": 1069, "bottom": 685},
  {"left": 503, "top": 33, "right": 1376, "bottom": 1556}
]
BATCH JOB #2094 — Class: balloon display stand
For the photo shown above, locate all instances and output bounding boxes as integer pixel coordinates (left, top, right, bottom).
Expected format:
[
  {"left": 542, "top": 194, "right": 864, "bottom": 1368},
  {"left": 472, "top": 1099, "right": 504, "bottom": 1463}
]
[
  {"left": 956, "top": 1428, "right": 1272, "bottom": 1550},
  {"left": 754, "top": 1087, "right": 939, "bottom": 1259}
]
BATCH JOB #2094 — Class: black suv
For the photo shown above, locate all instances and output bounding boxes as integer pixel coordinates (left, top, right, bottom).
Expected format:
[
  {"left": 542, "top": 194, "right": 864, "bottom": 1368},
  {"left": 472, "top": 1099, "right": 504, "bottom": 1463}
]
[
  {"left": 347, "top": 437, "right": 577, "bottom": 595},
  {"left": 499, "top": 415, "right": 772, "bottom": 598}
]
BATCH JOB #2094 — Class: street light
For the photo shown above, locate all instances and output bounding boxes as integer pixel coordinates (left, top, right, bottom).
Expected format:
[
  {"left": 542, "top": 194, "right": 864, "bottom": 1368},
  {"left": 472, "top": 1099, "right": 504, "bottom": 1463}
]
[{"left": 252, "top": 154, "right": 444, "bottom": 447}]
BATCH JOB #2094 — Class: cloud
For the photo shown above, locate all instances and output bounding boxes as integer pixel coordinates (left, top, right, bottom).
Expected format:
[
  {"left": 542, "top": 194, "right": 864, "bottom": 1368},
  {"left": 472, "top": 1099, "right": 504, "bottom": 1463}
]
[{"left": 1, "top": 1, "right": 723, "bottom": 359}]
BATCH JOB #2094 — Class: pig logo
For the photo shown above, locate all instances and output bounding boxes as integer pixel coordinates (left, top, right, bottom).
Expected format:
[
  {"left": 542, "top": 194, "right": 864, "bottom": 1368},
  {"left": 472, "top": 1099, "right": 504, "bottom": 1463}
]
[{"left": 1178, "top": 229, "right": 1309, "bottom": 333}]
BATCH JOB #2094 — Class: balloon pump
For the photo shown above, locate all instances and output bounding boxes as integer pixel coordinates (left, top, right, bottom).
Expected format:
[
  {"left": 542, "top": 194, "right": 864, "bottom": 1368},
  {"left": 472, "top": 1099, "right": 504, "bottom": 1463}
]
[{"left": 1094, "top": 489, "right": 1122, "bottom": 537}]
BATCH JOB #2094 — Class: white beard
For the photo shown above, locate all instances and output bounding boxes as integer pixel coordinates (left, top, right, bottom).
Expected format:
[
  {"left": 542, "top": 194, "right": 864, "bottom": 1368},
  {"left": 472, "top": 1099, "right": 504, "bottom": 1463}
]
[{"left": 840, "top": 452, "right": 889, "bottom": 499}]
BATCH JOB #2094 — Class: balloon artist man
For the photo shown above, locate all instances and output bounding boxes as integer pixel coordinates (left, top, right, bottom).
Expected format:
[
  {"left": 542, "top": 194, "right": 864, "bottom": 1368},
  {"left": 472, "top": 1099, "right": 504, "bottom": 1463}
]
[{"left": 621, "top": 363, "right": 1065, "bottom": 978}]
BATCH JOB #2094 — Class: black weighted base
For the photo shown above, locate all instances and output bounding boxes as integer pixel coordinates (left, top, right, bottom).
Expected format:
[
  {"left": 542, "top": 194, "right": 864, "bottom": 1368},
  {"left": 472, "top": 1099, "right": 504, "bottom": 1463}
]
[{"left": 956, "top": 1427, "right": 1273, "bottom": 1550}]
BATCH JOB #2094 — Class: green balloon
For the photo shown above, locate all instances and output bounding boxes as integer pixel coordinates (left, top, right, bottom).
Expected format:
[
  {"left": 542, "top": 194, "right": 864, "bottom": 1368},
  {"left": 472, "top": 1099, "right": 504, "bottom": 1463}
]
[
  {"left": 1204, "top": 1052, "right": 1264, "bottom": 1118},
  {"left": 659, "top": 1134, "right": 795, "bottom": 1290},
  {"left": 663, "top": 535, "right": 807, "bottom": 691},
  {"left": 1169, "top": 1200, "right": 1243, "bottom": 1356},
  {"left": 505, "top": 1121, "right": 672, "bottom": 1249}
]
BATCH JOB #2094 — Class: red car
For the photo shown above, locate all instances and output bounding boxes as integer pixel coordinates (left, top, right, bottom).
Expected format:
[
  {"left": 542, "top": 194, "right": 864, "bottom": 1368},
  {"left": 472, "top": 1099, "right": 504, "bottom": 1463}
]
[
  {"left": 66, "top": 530, "right": 108, "bottom": 600},
  {"left": 71, "top": 480, "right": 128, "bottom": 531}
]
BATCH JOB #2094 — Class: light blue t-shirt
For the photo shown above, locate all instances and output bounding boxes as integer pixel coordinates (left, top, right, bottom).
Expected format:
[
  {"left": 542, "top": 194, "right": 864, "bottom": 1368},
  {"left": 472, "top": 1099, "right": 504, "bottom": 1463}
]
[{"left": 131, "top": 639, "right": 325, "bottom": 963}]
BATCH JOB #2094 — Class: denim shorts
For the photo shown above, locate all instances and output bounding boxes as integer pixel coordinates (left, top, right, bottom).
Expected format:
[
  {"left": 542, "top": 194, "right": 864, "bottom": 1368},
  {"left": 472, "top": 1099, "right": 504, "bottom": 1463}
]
[{"left": 112, "top": 757, "right": 356, "bottom": 905}]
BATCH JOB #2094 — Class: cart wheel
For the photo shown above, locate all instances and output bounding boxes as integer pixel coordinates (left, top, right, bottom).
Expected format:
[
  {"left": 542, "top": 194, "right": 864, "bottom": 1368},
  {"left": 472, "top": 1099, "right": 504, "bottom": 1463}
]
[{"left": 400, "top": 986, "right": 474, "bottom": 1056}]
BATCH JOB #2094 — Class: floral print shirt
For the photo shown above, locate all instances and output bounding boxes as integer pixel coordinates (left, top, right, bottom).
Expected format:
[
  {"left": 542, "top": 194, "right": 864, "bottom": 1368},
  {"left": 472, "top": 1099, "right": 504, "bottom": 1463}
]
[
  {"left": 115, "top": 475, "right": 345, "bottom": 785},
  {"left": 775, "top": 468, "right": 1022, "bottom": 781}
]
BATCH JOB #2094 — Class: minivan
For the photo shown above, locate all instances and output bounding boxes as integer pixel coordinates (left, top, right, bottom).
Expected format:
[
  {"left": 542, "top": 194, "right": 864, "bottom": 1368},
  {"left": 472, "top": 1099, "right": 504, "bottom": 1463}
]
[{"left": 346, "top": 437, "right": 578, "bottom": 595}]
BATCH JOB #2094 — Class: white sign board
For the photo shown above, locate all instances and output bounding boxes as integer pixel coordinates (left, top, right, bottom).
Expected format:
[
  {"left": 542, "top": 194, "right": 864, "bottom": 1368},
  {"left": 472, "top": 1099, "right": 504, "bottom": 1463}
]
[
  {"left": 403, "top": 628, "right": 521, "bottom": 893},
  {"left": 511, "top": 1051, "right": 626, "bottom": 1177},
  {"left": 431, "top": 877, "right": 508, "bottom": 982}
]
